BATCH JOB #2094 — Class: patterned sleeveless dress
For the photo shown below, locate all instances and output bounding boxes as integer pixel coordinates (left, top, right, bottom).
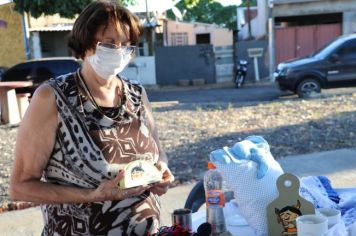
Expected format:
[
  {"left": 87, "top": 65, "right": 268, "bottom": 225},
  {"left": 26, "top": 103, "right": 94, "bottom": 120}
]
[{"left": 41, "top": 72, "right": 160, "bottom": 236}]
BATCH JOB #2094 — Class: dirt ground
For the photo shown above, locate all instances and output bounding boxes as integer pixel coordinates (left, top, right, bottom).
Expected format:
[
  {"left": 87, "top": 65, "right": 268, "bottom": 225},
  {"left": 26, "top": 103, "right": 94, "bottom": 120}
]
[{"left": 1, "top": 92, "right": 355, "bottom": 205}]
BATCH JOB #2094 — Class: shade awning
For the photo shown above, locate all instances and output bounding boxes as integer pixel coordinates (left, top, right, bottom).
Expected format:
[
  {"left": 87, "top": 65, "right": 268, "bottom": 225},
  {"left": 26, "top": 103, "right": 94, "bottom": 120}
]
[{"left": 29, "top": 24, "right": 73, "bottom": 32}]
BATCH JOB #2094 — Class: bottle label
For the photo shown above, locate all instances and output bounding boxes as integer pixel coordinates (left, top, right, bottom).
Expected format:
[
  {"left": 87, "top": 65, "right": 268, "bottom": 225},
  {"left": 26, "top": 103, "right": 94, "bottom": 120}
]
[{"left": 206, "top": 190, "right": 225, "bottom": 207}]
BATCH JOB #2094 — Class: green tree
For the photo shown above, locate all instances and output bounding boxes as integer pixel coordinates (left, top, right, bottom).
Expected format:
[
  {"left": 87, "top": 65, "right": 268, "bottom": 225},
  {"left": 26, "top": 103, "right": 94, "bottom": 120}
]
[
  {"left": 167, "top": 0, "right": 239, "bottom": 30},
  {"left": 13, "top": 0, "right": 136, "bottom": 18},
  {"left": 240, "top": 0, "right": 257, "bottom": 7}
]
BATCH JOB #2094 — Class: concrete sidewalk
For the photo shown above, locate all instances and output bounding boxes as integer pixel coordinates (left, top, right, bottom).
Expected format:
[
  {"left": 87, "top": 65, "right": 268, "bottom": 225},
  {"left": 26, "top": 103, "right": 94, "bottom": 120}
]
[
  {"left": 0, "top": 148, "right": 355, "bottom": 235},
  {"left": 278, "top": 148, "right": 356, "bottom": 188}
]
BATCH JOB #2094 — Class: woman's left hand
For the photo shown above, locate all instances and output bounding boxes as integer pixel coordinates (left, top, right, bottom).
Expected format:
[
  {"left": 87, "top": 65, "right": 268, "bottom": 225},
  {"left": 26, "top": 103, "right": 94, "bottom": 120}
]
[{"left": 150, "top": 161, "right": 175, "bottom": 196}]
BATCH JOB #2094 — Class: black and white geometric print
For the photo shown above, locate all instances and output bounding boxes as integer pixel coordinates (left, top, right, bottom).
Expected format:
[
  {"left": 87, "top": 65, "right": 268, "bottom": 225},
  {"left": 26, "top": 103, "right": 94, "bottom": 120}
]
[{"left": 41, "top": 73, "right": 160, "bottom": 235}]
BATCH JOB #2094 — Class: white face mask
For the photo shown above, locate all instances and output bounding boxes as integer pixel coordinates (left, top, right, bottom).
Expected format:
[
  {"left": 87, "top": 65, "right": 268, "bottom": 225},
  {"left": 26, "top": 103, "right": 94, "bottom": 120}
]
[{"left": 88, "top": 42, "right": 134, "bottom": 80}]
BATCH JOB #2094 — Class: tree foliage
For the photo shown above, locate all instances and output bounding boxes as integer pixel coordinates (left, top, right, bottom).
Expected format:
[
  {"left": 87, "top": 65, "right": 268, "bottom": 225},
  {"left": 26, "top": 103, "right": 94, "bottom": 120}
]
[
  {"left": 181, "top": 0, "right": 203, "bottom": 9},
  {"left": 240, "top": 0, "right": 257, "bottom": 7},
  {"left": 13, "top": 0, "right": 242, "bottom": 29},
  {"left": 167, "top": 0, "right": 238, "bottom": 30},
  {"left": 13, "top": 0, "right": 136, "bottom": 18}
]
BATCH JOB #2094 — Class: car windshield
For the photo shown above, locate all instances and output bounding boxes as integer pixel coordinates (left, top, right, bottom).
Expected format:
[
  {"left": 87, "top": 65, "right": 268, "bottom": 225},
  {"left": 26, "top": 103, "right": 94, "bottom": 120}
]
[{"left": 312, "top": 37, "right": 349, "bottom": 59}]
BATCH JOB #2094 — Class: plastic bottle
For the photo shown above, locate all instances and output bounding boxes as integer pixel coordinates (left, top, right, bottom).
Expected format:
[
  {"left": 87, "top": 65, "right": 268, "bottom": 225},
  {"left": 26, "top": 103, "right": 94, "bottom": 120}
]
[{"left": 204, "top": 161, "right": 227, "bottom": 235}]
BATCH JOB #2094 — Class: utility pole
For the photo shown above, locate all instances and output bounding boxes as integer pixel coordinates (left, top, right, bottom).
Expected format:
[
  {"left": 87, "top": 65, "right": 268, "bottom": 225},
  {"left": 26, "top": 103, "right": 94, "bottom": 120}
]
[
  {"left": 145, "top": 0, "right": 154, "bottom": 55},
  {"left": 268, "top": 0, "right": 275, "bottom": 81}
]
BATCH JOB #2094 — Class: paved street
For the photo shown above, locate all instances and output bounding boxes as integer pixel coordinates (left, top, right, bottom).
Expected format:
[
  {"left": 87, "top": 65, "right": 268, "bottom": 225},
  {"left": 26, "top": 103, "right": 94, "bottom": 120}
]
[
  {"left": 148, "top": 83, "right": 281, "bottom": 103},
  {"left": 147, "top": 82, "right": 356, "bottom": 104}
]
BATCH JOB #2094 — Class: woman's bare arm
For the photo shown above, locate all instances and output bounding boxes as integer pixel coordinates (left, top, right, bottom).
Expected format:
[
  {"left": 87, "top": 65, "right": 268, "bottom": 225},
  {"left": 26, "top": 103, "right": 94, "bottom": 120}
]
[
  {"left": 141, "top": 88, "right": 168, "bottom": 164},
  {"left": 10, "top": 84, "right": 147, "bottom": 204},
  {"left": 141, "top": 88, "right": 174, "bottom": 195}
]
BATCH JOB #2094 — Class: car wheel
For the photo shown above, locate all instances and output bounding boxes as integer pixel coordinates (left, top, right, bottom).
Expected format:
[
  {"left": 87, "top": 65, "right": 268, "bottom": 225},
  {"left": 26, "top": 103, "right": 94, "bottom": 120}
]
[{"left": 297, "top": 78, "right": 321, "bottom": 98}]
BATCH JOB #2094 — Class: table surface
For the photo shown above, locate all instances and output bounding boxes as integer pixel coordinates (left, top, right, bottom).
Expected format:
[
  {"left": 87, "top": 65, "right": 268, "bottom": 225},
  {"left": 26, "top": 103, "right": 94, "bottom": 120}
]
[
  {"left": 192, "top": 188, "right": 356, "bottom": 236},
  {"left": 0, "top": 81, "right": 33, "bottom": 88},
  {"left": 192, "top": 201, "right": 256, "bottom": 236}
]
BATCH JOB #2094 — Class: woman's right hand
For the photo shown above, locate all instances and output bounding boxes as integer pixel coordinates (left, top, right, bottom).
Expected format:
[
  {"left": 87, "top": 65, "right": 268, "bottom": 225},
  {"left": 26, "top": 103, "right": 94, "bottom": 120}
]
[{"left": 90, "top": 171, "right": 150, "bottom": 202}]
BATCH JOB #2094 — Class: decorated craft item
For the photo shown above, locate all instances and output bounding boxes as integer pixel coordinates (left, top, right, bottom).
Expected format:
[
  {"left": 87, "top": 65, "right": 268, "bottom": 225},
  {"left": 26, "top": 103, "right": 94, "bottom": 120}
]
[
  {"left": 118, "top": 160, "right": 162, "bottom": 189},
  {"left": 267, "top": 173, "right": 315, "bottom": 236}
]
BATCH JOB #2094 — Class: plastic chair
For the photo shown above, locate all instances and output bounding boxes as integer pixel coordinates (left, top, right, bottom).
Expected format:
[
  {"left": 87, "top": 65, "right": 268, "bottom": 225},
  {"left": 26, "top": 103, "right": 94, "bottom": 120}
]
[
  {"left": 184, "top": 180, "right": 206, "bottom": 213},
  {"left": 184, "top": 180, "right": 235, "bottom": 213}
]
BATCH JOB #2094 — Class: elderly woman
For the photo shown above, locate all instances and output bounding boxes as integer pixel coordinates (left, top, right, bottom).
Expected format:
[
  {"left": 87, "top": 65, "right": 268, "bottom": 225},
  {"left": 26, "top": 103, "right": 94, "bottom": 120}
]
[{"left": 9, "top": 1, "right": 174, "bottom": 235}]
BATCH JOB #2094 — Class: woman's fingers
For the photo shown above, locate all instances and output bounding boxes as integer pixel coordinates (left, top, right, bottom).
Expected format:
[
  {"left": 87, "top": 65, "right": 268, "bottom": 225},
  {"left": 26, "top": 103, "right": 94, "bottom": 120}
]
[
  {"left": 113, "top": 170, "right": 125, "bottom": 183},
  {"left": 103, "top": 166, "right": 175, "bottom": 200},
  {"left": 150, "top": 180, "right": 171, "bottom": 196},
  {"left": 104, "top": 170, "right": 151, "bottom": 200},
  {"left": 115, "top": 185, "right": 150, "bottom": 199},
  {"left": 128, "top": 185, "right": 149, "bottom": 196},
  {"left": 148, "top": 162, "right": 174, "bottom": 196},
  {"left": 93, "top": 170, "right": 152, "bottom": 201},
  {"left": 150, "top": 186, "right": 167, "bottom": 196},
  {"left": 155, "top": 161, "right": 175, "bottom": 183},
  {"left": 163, "top": 168, "right": 174, "bottom": 182}
]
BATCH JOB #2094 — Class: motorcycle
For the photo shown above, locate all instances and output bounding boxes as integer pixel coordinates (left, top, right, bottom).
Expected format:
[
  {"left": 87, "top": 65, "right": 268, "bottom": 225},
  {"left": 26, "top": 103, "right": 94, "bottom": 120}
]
[{"left": 234, "top": 60, "right": 248, "bottom": 88}]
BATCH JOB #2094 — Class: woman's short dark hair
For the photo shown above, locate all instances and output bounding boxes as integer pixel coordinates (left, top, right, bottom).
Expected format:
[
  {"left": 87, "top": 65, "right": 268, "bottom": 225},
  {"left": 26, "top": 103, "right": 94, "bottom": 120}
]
[{"left": 68, "top": 0, "right": 142, "bottom": 59}]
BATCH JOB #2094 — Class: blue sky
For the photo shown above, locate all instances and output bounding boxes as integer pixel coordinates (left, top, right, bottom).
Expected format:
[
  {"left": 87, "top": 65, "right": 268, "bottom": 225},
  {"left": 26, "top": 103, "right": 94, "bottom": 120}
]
[{"left": 0, "top": 0, "right": 11, "bottom": 5}]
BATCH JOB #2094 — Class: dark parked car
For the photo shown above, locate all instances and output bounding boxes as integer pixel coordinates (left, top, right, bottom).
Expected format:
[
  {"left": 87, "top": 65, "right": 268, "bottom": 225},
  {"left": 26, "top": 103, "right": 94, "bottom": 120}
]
[
  {"left": 1, "top": 57, "right": 81, "bottom": 95},
  {"left": 275, "top": 34, "right": 356, "bottom": 98},
  {"left": 0, "top": 66, "right": 7, "bottom": 79}
]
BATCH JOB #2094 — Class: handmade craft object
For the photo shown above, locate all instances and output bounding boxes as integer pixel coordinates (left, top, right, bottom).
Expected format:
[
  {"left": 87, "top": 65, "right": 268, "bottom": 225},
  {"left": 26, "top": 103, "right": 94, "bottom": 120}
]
[{"left": 118, "top": 160, "right": 162, "bottom": 189}]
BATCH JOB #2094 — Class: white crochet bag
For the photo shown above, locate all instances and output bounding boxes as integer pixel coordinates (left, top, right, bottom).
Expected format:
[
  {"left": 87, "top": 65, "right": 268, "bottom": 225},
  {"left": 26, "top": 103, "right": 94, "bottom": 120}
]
[{"left": 210, "top": 136, "right": 283, "bottom": 236}]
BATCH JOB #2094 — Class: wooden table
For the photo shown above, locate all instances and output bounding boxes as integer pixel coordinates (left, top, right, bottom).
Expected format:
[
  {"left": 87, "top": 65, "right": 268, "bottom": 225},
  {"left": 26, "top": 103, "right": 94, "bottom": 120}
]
[{"left": 0, "top": 81, "right": 33, "bottom": 124}]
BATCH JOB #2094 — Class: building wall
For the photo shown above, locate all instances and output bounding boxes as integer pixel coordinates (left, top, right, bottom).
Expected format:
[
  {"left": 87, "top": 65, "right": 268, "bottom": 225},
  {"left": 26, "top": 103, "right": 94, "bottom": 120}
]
[
  {"left": 166, "top": 20, "right": 194, "bottom": 45},
  {"left": 29, "top": 14, "right": 75, "bottom": 28},
  {"left": 209, "top": 28, "right": 233, "bottom": 46},
  {"left": 238, "top": 15, "right": 263, "bottom": 40},
  {"left": 155, "top": 45, "right": 216, "bottom": 85},
  {"left": 215, "top": 45, "right": 234, "bottom": 83},
  {"left": 343, "top": 12, "right": 356, "bottom": 34},
  {"left": 40, "top": 31, "right": 71, "bottom": 57},
  {"left": 165, "top": 20, "right": 233, "bottom": 47},
  {"left": 121, "top": 56, "right": 156, "bottom": 85},
  {"left": 239, "top": 0, "right": 356, "bottom": 39},
  {"left": 272, "top": 0, "right": 356, "bottom": 17},
  {"left": 237, "top": 1, "right": 268, "bottom": 40},
  {"left": 0, "top": 3, "right": 26, "bottom": 67},
  {"left": 236, "top": 40, "right": 269, "bottom": 82}
]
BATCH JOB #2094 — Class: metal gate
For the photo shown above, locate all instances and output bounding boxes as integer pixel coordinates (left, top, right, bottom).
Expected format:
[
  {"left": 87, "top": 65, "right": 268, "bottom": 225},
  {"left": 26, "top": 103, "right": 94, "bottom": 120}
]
[
  {"left": 275, "top": 23, "right": 341, "bottom": 65},
  {"left": 155, "top": 44, "right": 216, "bottom": 86}
]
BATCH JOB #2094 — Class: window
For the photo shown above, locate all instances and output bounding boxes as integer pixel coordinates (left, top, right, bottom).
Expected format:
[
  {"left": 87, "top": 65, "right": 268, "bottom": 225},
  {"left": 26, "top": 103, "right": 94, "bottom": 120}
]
[
  {"left": 337, "top": 39, "right": 356, "bottom": 60},
  {"left": 137, "top": 42, "right": 149, "bottom": 56},
  {"left": 196, "top": 33, "right": 211, "bottom": 44},
  {"left": 171, "top": 33, "right": 188, "bottom": 46}
]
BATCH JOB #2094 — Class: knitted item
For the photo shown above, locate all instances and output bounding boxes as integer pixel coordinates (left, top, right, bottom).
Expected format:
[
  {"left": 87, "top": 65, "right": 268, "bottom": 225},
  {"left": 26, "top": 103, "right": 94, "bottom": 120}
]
[{"left": 210, "top": 136, "right": 283, "bottom": 236}]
